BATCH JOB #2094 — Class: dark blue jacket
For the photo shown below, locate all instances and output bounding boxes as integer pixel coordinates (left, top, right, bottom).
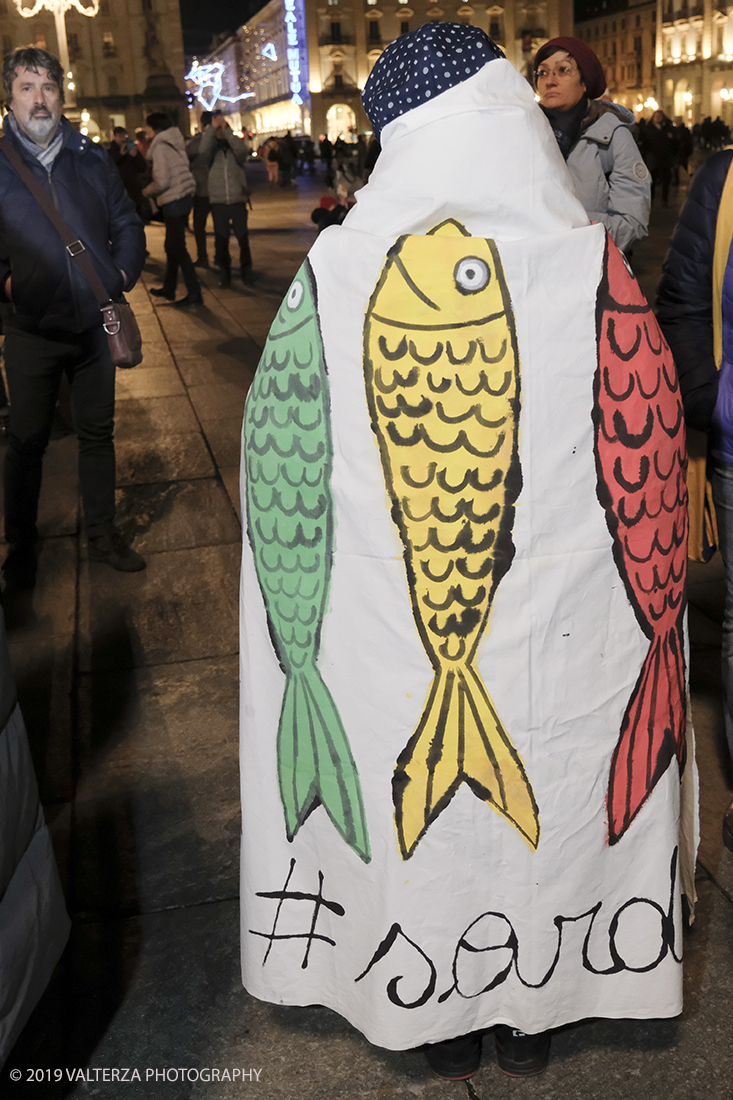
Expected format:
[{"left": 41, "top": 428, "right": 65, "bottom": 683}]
[
  {"left": 656, "top": 150, "right": 732, "bottom": 431},
  {"left": 0, "top": 115, "right": 145, "bottom": 335}
]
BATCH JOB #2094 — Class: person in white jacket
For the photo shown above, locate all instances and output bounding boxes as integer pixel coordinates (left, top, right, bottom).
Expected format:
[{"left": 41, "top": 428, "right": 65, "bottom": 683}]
[
  {"left": 143, "top": 112, "right": 201, "bottom": 307},
  {"left": 534, "top": 36, "right": 650, "bottom": 255}
]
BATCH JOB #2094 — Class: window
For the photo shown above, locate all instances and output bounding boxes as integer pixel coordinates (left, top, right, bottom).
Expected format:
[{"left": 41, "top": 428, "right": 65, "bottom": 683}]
[
  {"left": 67, "top": 32, "right": 81, "bottom": 61},
  {"left": 634, "top": 35, "right": 641, "bottom": 52},
  {"left": 636, "top": 14, "right": 640, "bottom": 25},
  {"left": 334, "top": 73, "right": 343, "bottom": 87},
  {"left": 102, "top": 31, "right": 116, "bottom": 57},
  {"left": 33, "top": 32, "right": 47, "bottom": 49},
  {"left": 489, "top": 18, "right": 501, "bottom": 38},
  {"left": 330, "top": 21, "right": 341, "bottom": 40},
  {"left": 369, "top": 20, "right": 380, "bottom": 40},
  {"left": 612, "top": 20, "right": 616, "bottom": 30},
  {"left": 612, "top": 40, "right": 616, "bottom": 56},
  {"left": 108, "top": 74, "right": 118, "bottom": 93},
  {"left": 621, "top": 18, "right": 625, "bottom": 28},
  {"left": 2, "top": 35, "right": 11, "bottom": 54},
  {"left": 401, "top": 19, "right": 409, "bottom": 33}
]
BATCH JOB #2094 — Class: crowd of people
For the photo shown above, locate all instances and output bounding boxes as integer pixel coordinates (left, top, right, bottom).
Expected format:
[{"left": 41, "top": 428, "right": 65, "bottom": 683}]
[{"left": 1, "top": 21, "right": 733, "bottom": 1087}]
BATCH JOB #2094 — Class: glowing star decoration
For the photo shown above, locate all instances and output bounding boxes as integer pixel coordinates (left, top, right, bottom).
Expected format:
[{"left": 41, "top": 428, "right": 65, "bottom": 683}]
[
  {"left": 283, "top": 0, "right": 308, "bottom": 106},
  {"left": 262, "top": 42, "right": 277, "bottom": 61},
  {"left": 185, "top": 60, "right": 256, "bottom": 112}
]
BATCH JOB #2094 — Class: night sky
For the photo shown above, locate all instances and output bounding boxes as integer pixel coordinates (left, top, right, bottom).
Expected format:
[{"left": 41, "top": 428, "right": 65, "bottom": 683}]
[
  {"left": 179, "top": 0, "right": 608, "bottom": 56},
  {"left": 179, "top": 0, "right": 267, "bottom": 55}
]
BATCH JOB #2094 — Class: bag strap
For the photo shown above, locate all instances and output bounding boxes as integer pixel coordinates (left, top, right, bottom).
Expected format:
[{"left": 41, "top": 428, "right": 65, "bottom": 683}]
[{"left": 0, "top": 131, "right": 112, "bottom": 305}]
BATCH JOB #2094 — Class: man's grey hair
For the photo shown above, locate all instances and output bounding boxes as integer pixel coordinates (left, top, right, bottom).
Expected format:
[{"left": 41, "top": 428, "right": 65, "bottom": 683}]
[{"left": 3, "top": 47, "right": 65, "bottom": 106}]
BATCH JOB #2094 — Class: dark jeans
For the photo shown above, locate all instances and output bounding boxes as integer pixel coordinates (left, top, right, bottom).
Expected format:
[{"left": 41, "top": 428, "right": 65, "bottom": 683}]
[
  {"left": 192, "top": 194, "right": 210, "bottom": 263},
  {"left": 210, "top": 202, "right": 252, "bottom": 276},
  {"left": 3, "top": 324, "right": 116, "bottom": 542},
  {"left": 160, "top": 197, "right": 200, "bottom": 297}
]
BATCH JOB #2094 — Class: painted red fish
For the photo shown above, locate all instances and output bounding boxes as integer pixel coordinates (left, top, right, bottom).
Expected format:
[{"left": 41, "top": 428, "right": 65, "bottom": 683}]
[{"left": 593, "top": 236, "right": 688, "bottom": 845}]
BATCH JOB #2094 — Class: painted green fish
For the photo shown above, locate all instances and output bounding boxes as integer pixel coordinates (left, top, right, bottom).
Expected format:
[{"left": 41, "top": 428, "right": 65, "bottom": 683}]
[{"left": 243, "top": 259, "right": 371, "bottom": 863}]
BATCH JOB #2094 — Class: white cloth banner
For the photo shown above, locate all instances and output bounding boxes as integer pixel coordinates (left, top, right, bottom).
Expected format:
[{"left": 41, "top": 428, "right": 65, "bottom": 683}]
[{"left": 239, "top": 60, "right": 694, "bottom": 1049}]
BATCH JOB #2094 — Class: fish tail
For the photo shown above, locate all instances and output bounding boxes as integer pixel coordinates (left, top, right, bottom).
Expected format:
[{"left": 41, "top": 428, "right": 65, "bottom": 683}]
[
  {"left": 393, "top": 664, "right": 540, "bottom": 859},
  {"left": 607, "top": 626, "right": 686, "bottom": 845},
  {"left": 277, "top": 666, "right": 371, "bottom": 863}
]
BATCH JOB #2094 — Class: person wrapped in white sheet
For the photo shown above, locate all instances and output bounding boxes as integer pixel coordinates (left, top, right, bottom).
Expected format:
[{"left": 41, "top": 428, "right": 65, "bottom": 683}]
[{"left": 238, "top": 23, "right": 695, "bottom": 1081}]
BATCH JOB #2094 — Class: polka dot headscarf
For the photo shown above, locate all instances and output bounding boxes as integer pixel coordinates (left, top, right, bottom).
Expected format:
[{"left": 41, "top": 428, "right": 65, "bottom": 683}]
[{"left": 362, "top": 22, "right": 504, "bottom": 141}]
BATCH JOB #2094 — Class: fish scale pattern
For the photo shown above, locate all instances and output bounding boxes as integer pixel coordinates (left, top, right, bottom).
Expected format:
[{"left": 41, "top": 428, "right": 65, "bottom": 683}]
[
  {"left": 364, "top": 219, "right": 540, "bottom": 859},
  {"left": 244, "top": 259, "right": 370, "bottom": 863},
  {"left": 593, "top": 236, "right": 688, "bottom": 845}
]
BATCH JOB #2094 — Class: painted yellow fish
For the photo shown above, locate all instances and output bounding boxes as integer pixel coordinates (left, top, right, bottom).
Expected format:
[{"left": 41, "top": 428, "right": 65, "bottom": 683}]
[{"left": 363, "top": 218, "right": 540, "bottom": 859}]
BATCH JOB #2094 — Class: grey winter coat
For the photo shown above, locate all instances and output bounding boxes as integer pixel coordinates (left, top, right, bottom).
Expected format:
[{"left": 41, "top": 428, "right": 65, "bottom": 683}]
[
  {"left": 200, "top": 125, "right": 250, "bottom": 205},
  {"left": 145, "top": 127, "right": 196, "bottom": 207},
  {"left": 566, "top": 101, "right": 650, "bottom": 254},
  {"left": 186, "top": 128, "right": 210, "bottom": 197}
]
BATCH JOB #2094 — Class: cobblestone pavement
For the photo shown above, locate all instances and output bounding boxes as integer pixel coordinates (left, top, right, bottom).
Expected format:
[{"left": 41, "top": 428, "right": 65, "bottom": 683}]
[{"left": 2, "top": 161, "right": 732, "bottom": 1100}]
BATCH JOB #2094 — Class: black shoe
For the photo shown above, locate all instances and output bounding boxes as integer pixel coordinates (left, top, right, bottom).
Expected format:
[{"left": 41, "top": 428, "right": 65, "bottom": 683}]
[
  {"left": 724, "top": 799, "right": 733, "bottom": 853},
  {"left": 193, "top": 258, "right": 210, "bottom": 269},
  {"left": 3, "top": 541, "right": 37, "bottom": 590},
  {"left": 150, "top": 287, "right": 175, "bottom": 299},
  {"left": 423, "top": 1033, "right": 481, "bottom": 1081},
  {"left": 88, "top": 528, "right": 145, "bottom": 572},
  {"left": 172, "top": 294, "right": 203, "bottom": 308},
  {"left": 494, "top": 1025, "right": 550, "bottom": 1077}
]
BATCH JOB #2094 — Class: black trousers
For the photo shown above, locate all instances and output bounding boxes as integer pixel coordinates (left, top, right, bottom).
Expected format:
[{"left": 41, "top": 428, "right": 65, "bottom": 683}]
[
  {"left": 210, "top": 203, "right": 252, "bottom": 276},
  {"left": 160, "top": 197, "right": 200, "bottom": 297},
  {"left": 3, "top": 324, "right": 116, "bottom": 542},
  {"left": 192, "top": 194, "right": 210, "bottom": 263}
]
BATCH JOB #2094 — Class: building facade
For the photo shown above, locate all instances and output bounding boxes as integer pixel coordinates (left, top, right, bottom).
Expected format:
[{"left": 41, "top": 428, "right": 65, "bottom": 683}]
[
  {"left": 574, "top": 0, "right": 658, "bottom": 117},
  {"left": 655, "top": 0, "right": 733, "bottom": 125},
  {"left": 187, "top": 0, "right": 574, "bottom": 141},
  {"left": 0, "top": 0, "right": 187, "bottom": 140}
]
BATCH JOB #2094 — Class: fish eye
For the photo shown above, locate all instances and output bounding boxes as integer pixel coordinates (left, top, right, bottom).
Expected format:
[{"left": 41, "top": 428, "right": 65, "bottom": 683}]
[
  {"left": 454, "top": 257, "right": 490, "bottom": 295},
  {"left": 287, "top": 280, "right": 304, "bottom": 310}
]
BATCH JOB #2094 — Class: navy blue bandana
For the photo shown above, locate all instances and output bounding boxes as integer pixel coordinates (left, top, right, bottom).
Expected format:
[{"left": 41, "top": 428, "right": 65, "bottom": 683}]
[{"left": 362, "top": 23, "right": 504, "bottom": 141}]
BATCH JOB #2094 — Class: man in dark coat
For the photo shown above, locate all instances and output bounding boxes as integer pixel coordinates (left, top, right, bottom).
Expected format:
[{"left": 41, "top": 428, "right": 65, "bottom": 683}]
[
  {"left": 0, "top": 46, "right": 146, "bottom": 586},
  {"left": 108, "top": 125, "right": 148, "bottom": 221},
  {"left": 657, "top": 149, "right": 733, "bottom": 854}
]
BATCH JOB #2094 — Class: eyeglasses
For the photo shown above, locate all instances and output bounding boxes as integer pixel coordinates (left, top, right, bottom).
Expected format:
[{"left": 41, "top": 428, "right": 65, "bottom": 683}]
[{"left": 535, "top": 63, "right": 580, "bottom": 80}]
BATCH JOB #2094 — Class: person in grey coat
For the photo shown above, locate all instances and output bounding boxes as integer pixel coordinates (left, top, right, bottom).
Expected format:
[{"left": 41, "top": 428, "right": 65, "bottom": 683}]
[
  {"left": 534, "top": 36, "right": 650, "bottom": 255},
  {"left": 200, "top": 113, "right": 253, "bottom": 285},
  {"left": 143, "top": 112, "right": 201, "bottom": 307}
]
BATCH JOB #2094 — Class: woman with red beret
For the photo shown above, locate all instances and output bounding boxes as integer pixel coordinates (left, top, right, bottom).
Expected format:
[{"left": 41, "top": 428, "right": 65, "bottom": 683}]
[{"left": 534, "top": 36, "right": 651, "bottom": 254}]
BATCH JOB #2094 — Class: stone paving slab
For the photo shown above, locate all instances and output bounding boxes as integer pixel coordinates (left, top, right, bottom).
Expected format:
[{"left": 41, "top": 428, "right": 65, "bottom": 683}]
[
  {"left": 115, "top": 432, "right": 214, "bottom": 486},
  {"left": 113, "top": 479, "right": 240, "bottom": 555},
  {"left": 197, "top": 419, "right": 243, "bottom": 470},
  {"left": 72, "top": 656, "right": 239, "bottom": 917},
  {"left": 114, "top": 395, "right": 200, "bottom": 438},
  {"left": 115, "top": 366, "right": 184, "bottom": 401},
  {"left": 78, "top": 544, "right": 240, "bottom": 673},
  {"left": 220, "top": 467, "right": 242, "bottom": 521}
]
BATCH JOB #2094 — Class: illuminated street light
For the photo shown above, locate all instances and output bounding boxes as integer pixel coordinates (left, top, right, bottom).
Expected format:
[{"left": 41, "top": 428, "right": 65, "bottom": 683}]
[{"left": 13, "top": 0, "right": 99, "bottom": 83}]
